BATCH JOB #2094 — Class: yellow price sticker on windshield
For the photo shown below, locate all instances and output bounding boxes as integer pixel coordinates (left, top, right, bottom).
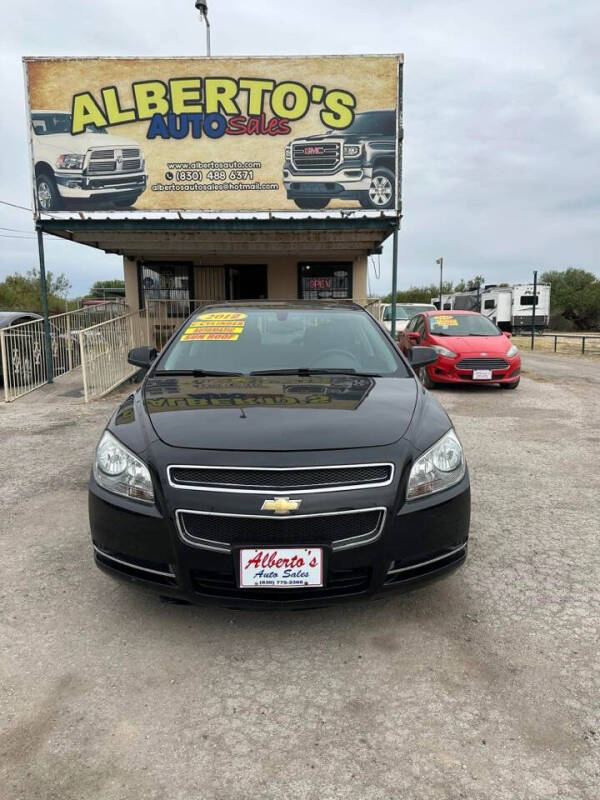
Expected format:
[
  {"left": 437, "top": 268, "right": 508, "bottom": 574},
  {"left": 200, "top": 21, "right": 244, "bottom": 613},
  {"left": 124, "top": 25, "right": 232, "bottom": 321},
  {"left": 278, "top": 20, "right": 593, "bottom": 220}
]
[
  {"left": 433, "top": 316, "right": 458, "bottom": 326},
  {"left": 195, "top": 312, "right": 247, "bottom": 321},
  {"left": 181, "top": 332, "right": 241, "bottom": 341},
  {"left": 181, "top": 312, "right": 247, "bottom": 341}
]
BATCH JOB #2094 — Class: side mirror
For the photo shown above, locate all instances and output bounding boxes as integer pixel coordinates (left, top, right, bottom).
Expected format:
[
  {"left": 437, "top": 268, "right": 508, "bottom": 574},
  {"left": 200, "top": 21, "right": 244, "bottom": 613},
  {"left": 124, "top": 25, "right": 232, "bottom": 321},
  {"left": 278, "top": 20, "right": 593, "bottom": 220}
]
[
  {"left": 409, "top": 346, "right": 438, "bottom": 368},
  {"left": 503, "top": 331, "right": 512, "bottom": 338},
  {"left": 128, "top": 346, "right": 157, "bottom": 369}
]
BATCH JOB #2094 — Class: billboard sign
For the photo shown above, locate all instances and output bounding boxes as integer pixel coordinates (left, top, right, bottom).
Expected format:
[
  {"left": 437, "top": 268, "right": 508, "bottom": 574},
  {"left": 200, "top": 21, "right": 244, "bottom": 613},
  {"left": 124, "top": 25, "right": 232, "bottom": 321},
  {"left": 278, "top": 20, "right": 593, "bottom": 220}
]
[{"left": 24, "top": 55, "right": 402, "bottom": 216}]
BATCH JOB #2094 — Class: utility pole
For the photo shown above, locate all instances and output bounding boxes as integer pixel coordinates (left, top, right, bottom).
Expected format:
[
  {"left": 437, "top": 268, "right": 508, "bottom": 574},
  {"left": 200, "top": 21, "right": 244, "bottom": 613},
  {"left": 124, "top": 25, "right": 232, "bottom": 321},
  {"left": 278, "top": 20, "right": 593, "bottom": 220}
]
[
  {"left": 390, "top": 227, "right": 399, "bottom": 339},
  {"left": 436, "top": 257, "right": 443, "bottom": 309},
  {"left": 36, "top": 224, "right": 53, "bottom": 383},
  {"left": 195, "top": 1, "right": 211, "bottom": 55},
  {"left": 531, "top": 269, "right": 538, "bottom": 350}
]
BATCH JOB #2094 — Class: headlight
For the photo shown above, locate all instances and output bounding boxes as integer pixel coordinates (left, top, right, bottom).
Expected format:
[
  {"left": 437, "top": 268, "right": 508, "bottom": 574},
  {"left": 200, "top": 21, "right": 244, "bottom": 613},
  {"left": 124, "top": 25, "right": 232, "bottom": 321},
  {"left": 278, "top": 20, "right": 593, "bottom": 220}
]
[
  {"left": 431, "top": 344, "right": 457, "bottom": 359},
  {"left": 506, "top": 344, "right": 518, "bottom": 358},
  {"left": 56, "top": 153, "right": 85, "bottom": 169},
  {"left": 93, "top": 430, "right": 154, "bottom": 503},
  {"left": 343, "top": 144, "right": 361, "bottom": 157},
  {"left": 406, "top": 429, "right": 465, "bottom": 500},
  {"left": 285, "top": 145, "right": 291, "bottom": 160}
]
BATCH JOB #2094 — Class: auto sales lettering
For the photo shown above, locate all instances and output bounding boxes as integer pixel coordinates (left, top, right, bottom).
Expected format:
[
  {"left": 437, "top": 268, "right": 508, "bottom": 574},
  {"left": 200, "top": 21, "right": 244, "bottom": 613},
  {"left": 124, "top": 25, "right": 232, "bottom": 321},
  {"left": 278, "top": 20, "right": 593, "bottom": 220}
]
[{"left": 70, "top": 77, "right": 357, "bottom": 138}]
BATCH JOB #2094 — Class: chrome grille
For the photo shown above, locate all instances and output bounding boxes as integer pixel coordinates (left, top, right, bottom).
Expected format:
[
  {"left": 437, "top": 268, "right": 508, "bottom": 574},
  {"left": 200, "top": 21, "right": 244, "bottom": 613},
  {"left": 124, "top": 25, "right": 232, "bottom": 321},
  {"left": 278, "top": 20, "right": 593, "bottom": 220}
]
[
  {"left": 292, "top": 141, "right": 341, "bottom": 172},
  {"left": 168, "top": 463, "right": 393, "bottom": 492},
  {"left": 176, "top": 508, "right": 386, "bottom": 553},
  {"left": 87, "top": 148, "right": 142, "bottom": 174},
  {"left": 456, "top": 357, "right": 509, "bottom": 371}
]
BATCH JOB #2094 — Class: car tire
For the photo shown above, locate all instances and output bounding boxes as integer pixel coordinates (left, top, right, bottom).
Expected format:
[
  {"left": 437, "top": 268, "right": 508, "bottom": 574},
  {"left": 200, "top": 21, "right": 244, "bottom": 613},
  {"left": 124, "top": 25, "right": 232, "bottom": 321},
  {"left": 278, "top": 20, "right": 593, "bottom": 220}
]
[
  {"left": 418, "top": 366, "right": 438, "bottom": 389},
  {"left": 361, "top": 167, "right": 395, "bottom": 210},
  {"left": 6, "top": 343, "right": 39, "bottom": 387},
  {"left": 500, "top": 378, "right": 520, "bottom": 390},
  {"left": 293, "top": 197, "right": 330, "bottom": 210},
  {"left": 36, "top": 172, "right": 63, "bottom": 212}
]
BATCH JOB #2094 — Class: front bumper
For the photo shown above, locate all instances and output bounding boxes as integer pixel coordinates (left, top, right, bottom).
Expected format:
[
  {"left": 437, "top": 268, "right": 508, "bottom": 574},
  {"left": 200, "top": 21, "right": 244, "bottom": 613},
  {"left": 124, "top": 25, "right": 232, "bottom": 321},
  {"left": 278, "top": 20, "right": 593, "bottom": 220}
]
[
  {"left": 55, "top": 171, "right": 147, "bottom": 199},
  {"left": 283, "top": 163, "right": 372, "bottom": 198},
  {"left": 89, "top": 473, "right": 470, "bottom": 609},
  {"left": 427, "top": 357, "right": 521, "bottom": 385}
]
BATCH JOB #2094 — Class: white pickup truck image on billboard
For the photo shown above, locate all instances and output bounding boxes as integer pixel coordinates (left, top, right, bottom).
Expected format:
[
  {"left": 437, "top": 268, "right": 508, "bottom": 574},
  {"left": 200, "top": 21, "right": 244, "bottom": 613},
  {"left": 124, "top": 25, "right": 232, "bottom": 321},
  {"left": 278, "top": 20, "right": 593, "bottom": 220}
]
[{"left": 30, "top": 111, "right": 147, "bottom": 211}]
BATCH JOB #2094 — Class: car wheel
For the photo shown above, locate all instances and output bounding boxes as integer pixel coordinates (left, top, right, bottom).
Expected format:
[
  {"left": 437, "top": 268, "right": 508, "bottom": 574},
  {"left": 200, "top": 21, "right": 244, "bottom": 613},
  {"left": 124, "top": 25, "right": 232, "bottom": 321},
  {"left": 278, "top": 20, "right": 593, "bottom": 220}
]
[
  {"left": 418, "top": 366, "right": 437, "bottom": 389},
  {"left": 293, "top": 197, "right": 330, "bottom": 209},
  {"left": 362, "top": 167, "right": 395, "bottom": 209},
  {"left": 36, "top": 173, "right": 63, "bottom": 212},
  {"left": 500, "top": 378, "right": 520, "bottom": 390}
]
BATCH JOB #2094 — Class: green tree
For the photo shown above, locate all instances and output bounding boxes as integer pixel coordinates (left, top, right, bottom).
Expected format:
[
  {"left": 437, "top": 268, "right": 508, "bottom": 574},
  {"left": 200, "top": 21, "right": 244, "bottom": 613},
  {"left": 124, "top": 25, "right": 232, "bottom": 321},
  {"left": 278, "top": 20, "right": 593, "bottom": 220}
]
[
  {"left": 382, "top": 282, "right": 453, "bottom": 303},
  {"left": 540, "top": 268, "right": 600, "bottom": 330},
  {"left": 0, "top": 269, "right": 72, "bottom": 314},
  {"left": 87, "top": 279, "right": 126, "bottom": 301}
]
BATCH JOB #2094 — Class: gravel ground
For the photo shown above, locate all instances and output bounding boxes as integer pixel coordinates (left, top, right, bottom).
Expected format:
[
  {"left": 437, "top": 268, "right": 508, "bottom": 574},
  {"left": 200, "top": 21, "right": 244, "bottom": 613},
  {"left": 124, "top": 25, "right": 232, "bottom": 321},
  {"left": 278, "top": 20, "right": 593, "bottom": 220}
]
[{"left": 1, "top": 352, "right": 599, "bottom": 800}]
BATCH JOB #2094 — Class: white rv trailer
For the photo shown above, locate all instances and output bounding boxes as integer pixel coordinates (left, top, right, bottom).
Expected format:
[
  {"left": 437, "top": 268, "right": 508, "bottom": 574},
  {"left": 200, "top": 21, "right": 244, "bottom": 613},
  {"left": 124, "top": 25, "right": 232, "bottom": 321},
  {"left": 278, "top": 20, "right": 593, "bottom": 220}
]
[
  {"left": 431, "top": 283, "right": 551, "bottom": 333},
  {"left": 509, "top": 283, "right": 551, "bottom": 333}
]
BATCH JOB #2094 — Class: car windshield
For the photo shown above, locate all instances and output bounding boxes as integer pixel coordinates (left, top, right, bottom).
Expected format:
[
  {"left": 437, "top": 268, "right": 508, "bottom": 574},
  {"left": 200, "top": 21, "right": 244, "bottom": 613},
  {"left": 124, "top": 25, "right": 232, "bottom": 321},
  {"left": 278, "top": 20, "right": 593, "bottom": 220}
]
[
  {"left": 31, "top": 112, "right": 106, "bottom": 135},
  {"left": 428, "top": 313, "right": 502, "bottom": 336},
  {"left": 157, "top": 307, "right": 408, "bottom": 377},
  {"left": 382, "top": 304, "right": 434, "bottom": 321},
  {"left": 324, "top": 110, "right": 395, "bottom": 137},
  {"left": 382, "top": 306, "right": 408, "bottom": 321}
]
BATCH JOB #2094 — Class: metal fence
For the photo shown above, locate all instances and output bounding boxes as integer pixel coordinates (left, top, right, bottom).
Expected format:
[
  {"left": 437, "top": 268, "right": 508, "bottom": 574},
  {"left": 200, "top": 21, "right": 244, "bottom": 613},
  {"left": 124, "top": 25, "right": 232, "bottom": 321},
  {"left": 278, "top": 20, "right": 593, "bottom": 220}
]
[
  {"left": 79, "top": 310, "right": 150, "bottom": 402},
  {"left": 1, "top": 304, "right": 126, "bottom": 402},
  {"left": 512, "top": 332, "right": 600, "bottom": 356}
]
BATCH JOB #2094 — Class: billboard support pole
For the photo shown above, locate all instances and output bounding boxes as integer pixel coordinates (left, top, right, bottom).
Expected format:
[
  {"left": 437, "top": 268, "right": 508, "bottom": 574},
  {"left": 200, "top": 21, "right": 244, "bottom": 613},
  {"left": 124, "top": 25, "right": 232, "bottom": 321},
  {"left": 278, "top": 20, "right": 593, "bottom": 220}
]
[
  {"left": 36, "top": 225, "right": 54, "bottom": 384},
  {"left": 390, "top": 227, "right": 399, "bottom": 340}
]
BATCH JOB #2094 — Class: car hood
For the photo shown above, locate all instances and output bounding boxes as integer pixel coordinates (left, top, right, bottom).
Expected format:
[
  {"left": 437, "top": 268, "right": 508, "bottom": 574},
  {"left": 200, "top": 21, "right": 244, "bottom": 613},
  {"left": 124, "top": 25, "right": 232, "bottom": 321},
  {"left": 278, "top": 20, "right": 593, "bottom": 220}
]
[
  {"left": 143, "top": 374, "right": 418, "bottom": 451},
  {"left": 430, "top": 334, "right": 511, "bottom": 355}
]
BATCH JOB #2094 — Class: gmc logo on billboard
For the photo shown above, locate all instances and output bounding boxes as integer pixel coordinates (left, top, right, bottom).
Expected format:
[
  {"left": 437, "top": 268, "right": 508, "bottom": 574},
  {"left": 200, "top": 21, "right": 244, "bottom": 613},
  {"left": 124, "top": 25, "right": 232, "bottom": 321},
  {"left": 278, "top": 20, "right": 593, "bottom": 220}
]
[{"left": 303, "top": 146, "right": 324, "bottom": 155}]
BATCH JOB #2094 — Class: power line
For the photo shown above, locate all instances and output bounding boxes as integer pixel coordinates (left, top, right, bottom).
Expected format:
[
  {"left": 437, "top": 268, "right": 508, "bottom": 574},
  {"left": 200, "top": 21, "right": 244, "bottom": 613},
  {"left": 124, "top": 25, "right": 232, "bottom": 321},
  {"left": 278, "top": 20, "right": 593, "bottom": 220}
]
[
  {"left": 0, "top": 232, "right": 73, "bottom": 243},
  {"left": 0, "top": 225, "right": 36, "bottom": 234},
  {"left": 0, "top": 199, "right": 32, "bottom": 212}
]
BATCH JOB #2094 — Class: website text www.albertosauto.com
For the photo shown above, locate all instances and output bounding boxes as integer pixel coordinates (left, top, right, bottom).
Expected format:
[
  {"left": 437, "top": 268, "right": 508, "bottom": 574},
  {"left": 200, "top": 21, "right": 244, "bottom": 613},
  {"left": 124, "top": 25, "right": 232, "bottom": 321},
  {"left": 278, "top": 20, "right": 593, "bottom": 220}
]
[{"left": 151, "top": 159, "right": 279, "bottom": 192}]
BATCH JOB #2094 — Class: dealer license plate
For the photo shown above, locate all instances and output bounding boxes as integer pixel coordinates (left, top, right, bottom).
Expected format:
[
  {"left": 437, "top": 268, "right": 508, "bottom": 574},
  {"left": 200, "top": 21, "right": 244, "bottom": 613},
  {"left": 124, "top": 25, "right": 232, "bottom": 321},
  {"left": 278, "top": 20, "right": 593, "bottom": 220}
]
[
  {"left": 239, "top": 547, "right": 323, "bottom": 588},
  {"left": 472, "top": 369, "right": 493, "bottom": 380}
]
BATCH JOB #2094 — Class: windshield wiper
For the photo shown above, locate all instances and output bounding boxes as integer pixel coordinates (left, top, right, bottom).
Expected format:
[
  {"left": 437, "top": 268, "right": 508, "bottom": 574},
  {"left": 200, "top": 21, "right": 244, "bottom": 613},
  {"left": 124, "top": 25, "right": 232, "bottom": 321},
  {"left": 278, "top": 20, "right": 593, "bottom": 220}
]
[
  {"left": 153, "top": 369, "right": 243, "bottom": 377},
  {"left": 249, "top": 368, "right": 382, "bottom": 377}
]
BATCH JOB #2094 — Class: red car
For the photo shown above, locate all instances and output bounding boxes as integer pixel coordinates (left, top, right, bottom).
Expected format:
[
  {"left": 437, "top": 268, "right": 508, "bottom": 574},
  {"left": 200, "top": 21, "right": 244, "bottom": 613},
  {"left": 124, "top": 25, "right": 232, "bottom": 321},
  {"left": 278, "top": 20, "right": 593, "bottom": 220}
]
[{"left": 400, "top": 310, "right": 521, "bottom": 390}]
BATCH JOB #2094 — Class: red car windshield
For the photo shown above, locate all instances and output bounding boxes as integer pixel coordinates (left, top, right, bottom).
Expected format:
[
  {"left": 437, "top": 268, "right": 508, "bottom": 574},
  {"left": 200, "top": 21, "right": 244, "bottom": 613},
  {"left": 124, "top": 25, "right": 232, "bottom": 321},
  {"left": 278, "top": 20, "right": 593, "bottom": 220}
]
[{"left": 428, "top": 314, "right": 502, "bottom": 337}]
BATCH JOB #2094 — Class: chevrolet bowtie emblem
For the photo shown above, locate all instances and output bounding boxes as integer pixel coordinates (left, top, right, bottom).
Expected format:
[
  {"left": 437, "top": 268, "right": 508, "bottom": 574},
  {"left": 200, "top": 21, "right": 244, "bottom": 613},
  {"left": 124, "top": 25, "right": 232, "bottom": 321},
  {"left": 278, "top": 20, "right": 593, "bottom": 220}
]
[{"left": 261, "top": 497, "right": 302, "bottom": 515}]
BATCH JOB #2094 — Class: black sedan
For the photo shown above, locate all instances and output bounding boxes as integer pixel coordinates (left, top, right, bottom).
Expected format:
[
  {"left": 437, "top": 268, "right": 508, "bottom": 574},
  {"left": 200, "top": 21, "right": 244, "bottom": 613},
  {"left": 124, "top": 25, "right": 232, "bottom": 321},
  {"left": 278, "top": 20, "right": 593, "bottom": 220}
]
[{"left": 89, "top": 302, "right": 470, "bottom": 608}]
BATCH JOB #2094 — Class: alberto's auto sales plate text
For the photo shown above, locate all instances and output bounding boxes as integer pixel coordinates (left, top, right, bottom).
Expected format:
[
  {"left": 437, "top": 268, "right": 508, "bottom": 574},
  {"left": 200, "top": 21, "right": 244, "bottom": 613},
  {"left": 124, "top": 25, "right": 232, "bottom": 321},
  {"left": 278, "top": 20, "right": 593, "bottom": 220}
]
[{"left": 240, "top": 548, "right": 323, "bottom": 588}]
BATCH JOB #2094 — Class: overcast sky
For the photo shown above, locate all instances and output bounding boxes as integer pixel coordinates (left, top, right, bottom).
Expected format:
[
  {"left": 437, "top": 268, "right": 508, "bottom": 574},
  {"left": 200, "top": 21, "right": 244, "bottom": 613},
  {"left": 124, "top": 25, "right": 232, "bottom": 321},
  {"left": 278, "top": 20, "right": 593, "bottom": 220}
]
[{"left": 1, "top": 0, "right": 598, "bottom": 297}]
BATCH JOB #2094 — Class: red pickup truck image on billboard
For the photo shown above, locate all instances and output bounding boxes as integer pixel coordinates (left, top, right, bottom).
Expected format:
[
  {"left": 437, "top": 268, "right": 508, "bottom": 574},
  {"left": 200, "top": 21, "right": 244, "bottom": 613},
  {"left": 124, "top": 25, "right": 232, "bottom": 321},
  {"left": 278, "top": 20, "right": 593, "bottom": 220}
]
[{"left": 283, "top": 109, "right": 397, "bottom": 210}]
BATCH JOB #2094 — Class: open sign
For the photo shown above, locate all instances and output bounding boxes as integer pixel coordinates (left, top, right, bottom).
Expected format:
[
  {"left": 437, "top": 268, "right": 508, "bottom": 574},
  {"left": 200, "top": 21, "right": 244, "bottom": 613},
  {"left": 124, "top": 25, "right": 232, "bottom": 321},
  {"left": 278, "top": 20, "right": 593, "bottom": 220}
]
[{"left": 307, "top": 278, "right": 332, "bottom": 290}]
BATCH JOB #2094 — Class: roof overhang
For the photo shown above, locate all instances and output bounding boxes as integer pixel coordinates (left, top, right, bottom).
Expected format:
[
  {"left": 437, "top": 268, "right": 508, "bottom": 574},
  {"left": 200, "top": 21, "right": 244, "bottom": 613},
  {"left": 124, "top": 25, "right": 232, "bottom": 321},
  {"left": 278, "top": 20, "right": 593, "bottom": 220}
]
[{"left": 39, "top": 211, "right": 399, "bottom": 260}]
